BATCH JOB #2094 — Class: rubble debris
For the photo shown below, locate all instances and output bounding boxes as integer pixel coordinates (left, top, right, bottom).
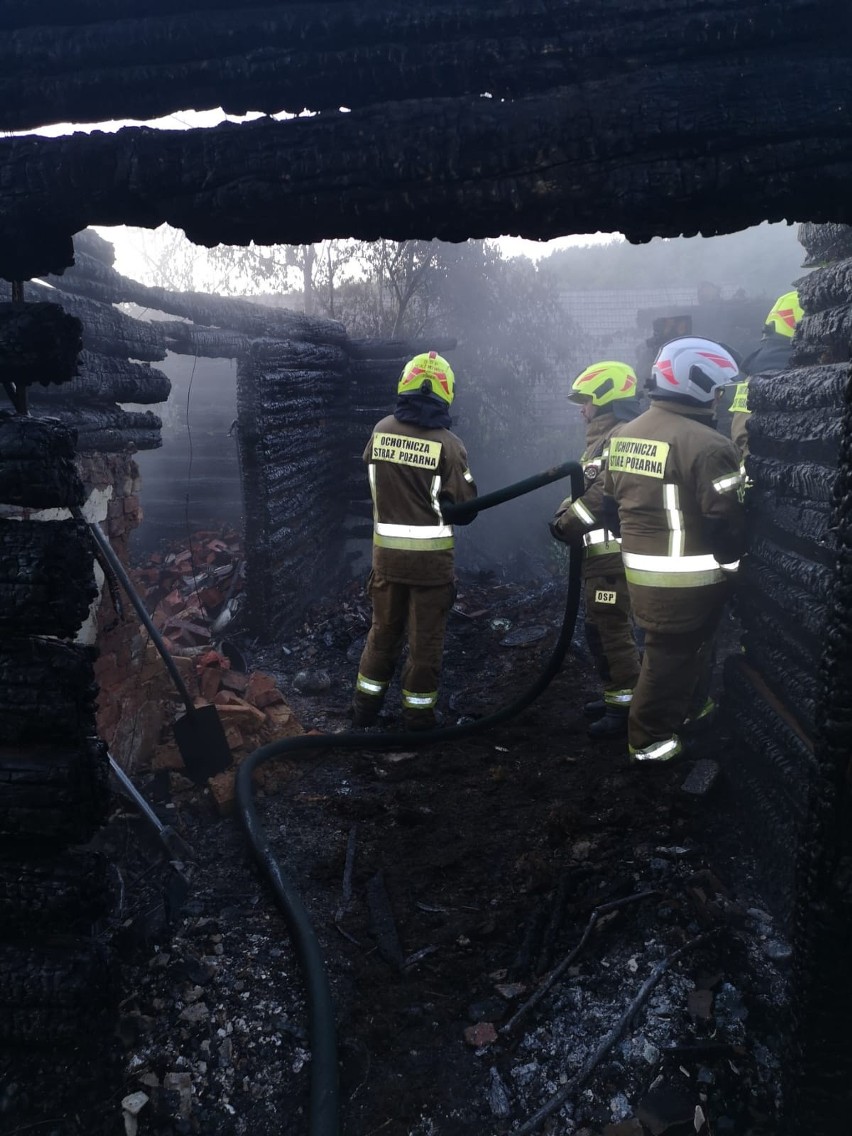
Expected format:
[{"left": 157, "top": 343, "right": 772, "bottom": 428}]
[
  {"left": 35, "top": 575, "right": 788, "bottom": 1136},
  {"left": 502, "top": 890, "right": 659, "bottom": 1036},
  {"left": 135, "top": 528, "right": 244, "bottom": 652},
  {"left": 293, "top": 668, "right": 331, "bottom": 694},
  {"left": 514, "top": 932, "right": 716, "bottom": 1135},
  {"left": 464, "top": 1022, "right": 497, "bottom": 1048},
  {"left": 487, "top": 1066, "right": 512, "bottom": 1117},
  {"left": 500, "top": 625, "right": 549, "bottom": 648},
  {"left": 334, "top": 826, "right": 357, "bottom": 927},
  {"left": 365, "top": 871, "right": 405, "bottom": 971},
  {"left": 680, "top": 759, "right": 720, "bottom": 797}
]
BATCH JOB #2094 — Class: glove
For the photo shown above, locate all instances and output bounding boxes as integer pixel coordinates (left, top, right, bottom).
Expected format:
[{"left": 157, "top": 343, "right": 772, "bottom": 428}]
[
  {"left": 601, "top": 494, "right": 621, "bottom": 537},
  {"left": 440, "top": 492, "right": 477, "bottom": 526},
  {"left": 549, "top": 520, "right": 567, "bottom": 543},
  {"left": 702, "top": 516, "right": 746, "bottom": 564}
]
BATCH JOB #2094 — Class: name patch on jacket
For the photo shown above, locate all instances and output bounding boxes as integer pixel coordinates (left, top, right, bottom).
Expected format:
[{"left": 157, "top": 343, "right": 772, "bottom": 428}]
[
  {"left": 731, "top": 381, "right": 750, "bottom": 414},
  {"left": 372, "top": 433, "right": 442, "bottom": 469},
  {"left": 608, "top": 437, "right": 670, "bottom": 479}
]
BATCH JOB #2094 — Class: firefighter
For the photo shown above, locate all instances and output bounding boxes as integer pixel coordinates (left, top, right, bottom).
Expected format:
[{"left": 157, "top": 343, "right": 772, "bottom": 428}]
[
  {"left": 550, "top": 361, "right": 641, "bottom": 737},
  {"left": 350, "top": 351, "right": 477, "bottom": 730},
  {"left": 603, "top": 337, "right": 746, "bottom": 764},
  {"left": 730, "top": 289, "right": 803, "bottom": 460}
]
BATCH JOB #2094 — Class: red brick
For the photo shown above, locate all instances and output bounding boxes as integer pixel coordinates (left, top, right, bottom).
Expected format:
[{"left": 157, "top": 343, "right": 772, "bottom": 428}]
[
  {"left": 199, "top": 666, "right": 222, "bottom": 702},
  {"left": 245, "top": 671, "right": 276, "bottom": 705},
  {"left": 220, "top": 670, "right": 249, "bottom": 695},
  {"left": 253, "top": 687, "right": 285, "bottom": 709}
]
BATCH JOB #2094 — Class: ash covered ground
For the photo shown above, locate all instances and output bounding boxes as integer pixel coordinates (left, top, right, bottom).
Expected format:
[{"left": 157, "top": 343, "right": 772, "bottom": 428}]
[{"left": 9, "top": 571, "right": 791, "bottom": 1136}]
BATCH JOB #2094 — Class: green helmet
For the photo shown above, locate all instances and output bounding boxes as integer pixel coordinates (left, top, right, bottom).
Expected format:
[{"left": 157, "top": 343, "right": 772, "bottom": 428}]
[
  {"left": 569, "top": 361, "right": 637, "bottom": 407},
  {"left": 398, "top": 351, "right": 455, "bottom": 405}
]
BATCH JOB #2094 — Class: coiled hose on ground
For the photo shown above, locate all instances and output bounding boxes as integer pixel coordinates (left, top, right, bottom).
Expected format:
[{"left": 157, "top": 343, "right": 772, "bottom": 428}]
[{"left": 236, "top": 460, "right": 584, "bottom": 1136}]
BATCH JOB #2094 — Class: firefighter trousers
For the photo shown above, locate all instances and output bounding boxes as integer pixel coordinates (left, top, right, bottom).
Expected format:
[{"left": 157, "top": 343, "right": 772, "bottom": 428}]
[
  {"left": 584, "top": 574, "right": 641, "bottom": 699},
  {"left": 353, "top": 571, "right": 455, "bottom": 728},
  {"left": 628, "top": 606, "right": 722, "bottom": 751}
]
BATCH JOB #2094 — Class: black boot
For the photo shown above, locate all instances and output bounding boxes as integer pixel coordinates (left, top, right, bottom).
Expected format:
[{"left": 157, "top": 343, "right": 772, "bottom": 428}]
[
  {"left": 583, "top": 698, "right": 607, "bottom": 719},
  {"left": 587, "top": 707, "right": 629, "bottom": 738},
  {"left": 349, "top": 699, "right": 381, "bottom": 728}
]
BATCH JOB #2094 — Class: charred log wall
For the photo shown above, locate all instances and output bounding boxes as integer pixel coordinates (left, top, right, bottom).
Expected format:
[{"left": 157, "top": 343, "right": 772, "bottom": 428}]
[
  {"left": 0, "top": 416, "right": 115, "bottom": 1061},
  {"left": 722, "top": 222, "right": 852, "bottom": 1135},
  {"left": 237, "top": 336, "right": 468, "bottom": 636},
  {"left": 2, "top": 2, "right": 852, "bottom": 283},
  {"left": 237, "top": 337, "right": 350, "bottom": 635}
]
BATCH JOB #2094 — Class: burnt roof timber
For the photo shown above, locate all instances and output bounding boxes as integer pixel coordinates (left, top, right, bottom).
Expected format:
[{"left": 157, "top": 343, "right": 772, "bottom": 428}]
[
  {"left": 46, "top": 248, "right": 348, "bottom": 345},
  {"left": 2, "top": 53, "right": 852, "bottom": 282},
  {"left": 0, "top": 0, "right": 829, "bottom": 132}
]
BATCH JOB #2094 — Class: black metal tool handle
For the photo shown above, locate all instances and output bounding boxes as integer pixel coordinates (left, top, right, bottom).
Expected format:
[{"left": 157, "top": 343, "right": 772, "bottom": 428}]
[
  {"left": 441, "top": 459, "right": 582, "bottom": 524},
  {"left": 74, "top": 508, "right": 195, "bottom": 715}
]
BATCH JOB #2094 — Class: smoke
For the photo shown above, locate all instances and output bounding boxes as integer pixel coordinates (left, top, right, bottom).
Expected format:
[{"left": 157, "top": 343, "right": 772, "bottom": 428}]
[{"left": 438, "top": 223, "right": 805, "bottom": 578}]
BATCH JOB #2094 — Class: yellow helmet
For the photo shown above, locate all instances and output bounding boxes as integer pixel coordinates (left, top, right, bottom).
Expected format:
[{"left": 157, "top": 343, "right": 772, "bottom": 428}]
[
  {"left": 398, "top": 351, "right": 455, "bottom": 405},
  {"left": 764, "top": 290, "right": 803, "bottom": 338},
  {"left": 569, "top": 361, "right": 637, "bottom": 407}
]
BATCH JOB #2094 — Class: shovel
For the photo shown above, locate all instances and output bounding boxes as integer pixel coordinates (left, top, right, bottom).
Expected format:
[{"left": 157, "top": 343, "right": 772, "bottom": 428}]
[{"left": 75, "top": 510, "right": 232, "bottom": 784}]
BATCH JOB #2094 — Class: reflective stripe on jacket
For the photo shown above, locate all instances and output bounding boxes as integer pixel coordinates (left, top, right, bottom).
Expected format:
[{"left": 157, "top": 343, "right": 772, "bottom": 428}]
[
  {"left": 551, "top": 411, "right": 624, "bottom": 577},
  {"left": 365, "top": 414, "right": 477, "bottom": 585},
  {"left": 603, "top": 400, "right": 745, "bottom": 633}
]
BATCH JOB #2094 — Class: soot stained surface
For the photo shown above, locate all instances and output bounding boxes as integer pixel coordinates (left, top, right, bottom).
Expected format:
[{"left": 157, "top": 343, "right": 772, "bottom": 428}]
[{"left": 4, "top": 576, "right": 786, "bottom": 1136}]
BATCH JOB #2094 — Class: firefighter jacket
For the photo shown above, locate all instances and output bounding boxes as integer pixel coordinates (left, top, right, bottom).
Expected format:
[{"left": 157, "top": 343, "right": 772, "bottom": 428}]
[
  {"left": 551, "top": 411, "right": 623, "bottom": 578},
  {"left": 364, "top": 413, "right": 477, "bottom": 586},
  {"left": 603, "top": 400, "right": 745, "bottom": 634},
  {"left": 730, "top": 332, "right": 792, "bottom": 459}
]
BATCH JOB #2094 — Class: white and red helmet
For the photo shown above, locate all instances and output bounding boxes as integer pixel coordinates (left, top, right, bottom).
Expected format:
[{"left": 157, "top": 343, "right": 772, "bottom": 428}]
[{"left": 651, "top": 337, "right": 740, "bottom": 404}]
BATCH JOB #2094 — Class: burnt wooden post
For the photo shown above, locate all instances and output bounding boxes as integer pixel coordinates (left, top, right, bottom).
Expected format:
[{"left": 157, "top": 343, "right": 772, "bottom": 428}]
[{"left": 723, "top": 222, "right": 852, "bottom": 1135}]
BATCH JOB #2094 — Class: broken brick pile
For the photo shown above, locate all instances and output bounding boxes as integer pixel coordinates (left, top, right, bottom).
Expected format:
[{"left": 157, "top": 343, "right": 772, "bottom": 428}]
[
  {"left": 151, "top": 649, "right": 306, "bottom": 815},
  {"left": 134, "top": 527, "right": 244, "bottom": 651}
]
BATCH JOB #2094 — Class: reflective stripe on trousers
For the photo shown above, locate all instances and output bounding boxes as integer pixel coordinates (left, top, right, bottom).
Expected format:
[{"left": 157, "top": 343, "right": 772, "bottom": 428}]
[
  {"left": 357, "top": 673, "right": 389, "bottom": 697},
  {"left": 402, "top": 689, "right": 438, "bottom": 709},
  {"left": 629, "top": 736, "right": 682, "bottom": 763},
  {"left": 604, "top": 687, "right": 633, "bottom": 706}
]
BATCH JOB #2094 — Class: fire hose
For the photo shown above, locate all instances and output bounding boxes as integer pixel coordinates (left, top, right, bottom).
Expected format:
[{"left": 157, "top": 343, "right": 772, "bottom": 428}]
[{"left": 236, "top": 459, "right": 584, "bottom": 1136}]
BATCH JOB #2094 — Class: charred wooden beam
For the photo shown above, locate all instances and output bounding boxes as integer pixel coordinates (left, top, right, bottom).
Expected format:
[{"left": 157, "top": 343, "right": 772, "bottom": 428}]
[
  {"left": 49, "top": 407, "right": 164, "bottom": 453},
  {"left": 48, "top": 248, "right": 347, "bottom": 347},
  {"left": 0, "top": 282, "right": 165, "bottom": 361},
  {"left": 0, "top": 1, "right": 831, "bottom": 132},
  {"left": 346, "top": 337, "right": 457, "bottom": 360},
  {"left": 158, "top": 322, "right": 251, "bottom": 360},
  {"left": 798, "top": 221, "right": 852, "bottom": 267},
  {"left": 3, "top": 52, "right": 852, "bottom": 280},
  {"left": 0, "top": 851, "right": 110, "bottom": 938},
  {"left": 0, "top": 519, "right": 98, "bottom": 638},
  {"left": 27, "top": 351, "right": 171, "bottom": 405},
  {"left": 0, "top": 638, "right": 98, "bottom": 748},
  {"left": 0, "top": 414, "right": 85, "bottom": 509},
  {"left": 0, "top": 303, "right": 81, "bottom": 394},
  {"left": 797, "top": 259, "right": 852, "bottom": 314},
  {"left": 0, "top": 938, "right": 115, "bottom": 1043}
]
